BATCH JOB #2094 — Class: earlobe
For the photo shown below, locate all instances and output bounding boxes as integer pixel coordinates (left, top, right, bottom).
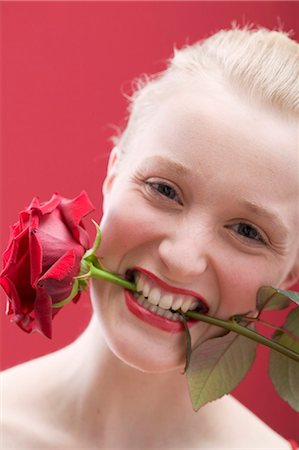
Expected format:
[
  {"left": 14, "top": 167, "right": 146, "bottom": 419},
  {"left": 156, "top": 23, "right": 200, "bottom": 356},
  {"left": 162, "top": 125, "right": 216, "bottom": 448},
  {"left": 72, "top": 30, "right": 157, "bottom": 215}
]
[{"left": 102, "top": 147, "right": 119, "bottom": 196}]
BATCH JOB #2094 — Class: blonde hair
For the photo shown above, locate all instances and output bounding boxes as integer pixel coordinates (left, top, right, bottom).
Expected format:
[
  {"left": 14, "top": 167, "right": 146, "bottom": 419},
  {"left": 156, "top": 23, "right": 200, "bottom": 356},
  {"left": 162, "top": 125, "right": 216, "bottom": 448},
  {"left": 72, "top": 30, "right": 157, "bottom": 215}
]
[{"left": 111, "top": 26, "right": 299, "bottom": 154}]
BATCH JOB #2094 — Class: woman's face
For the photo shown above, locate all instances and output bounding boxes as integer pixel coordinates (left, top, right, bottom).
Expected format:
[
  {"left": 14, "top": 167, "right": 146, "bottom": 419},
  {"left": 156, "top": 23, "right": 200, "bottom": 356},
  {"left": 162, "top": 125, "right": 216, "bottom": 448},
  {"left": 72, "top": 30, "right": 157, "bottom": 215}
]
[{"left": 91, "top": 80, "right": 299, "bottom": 373}]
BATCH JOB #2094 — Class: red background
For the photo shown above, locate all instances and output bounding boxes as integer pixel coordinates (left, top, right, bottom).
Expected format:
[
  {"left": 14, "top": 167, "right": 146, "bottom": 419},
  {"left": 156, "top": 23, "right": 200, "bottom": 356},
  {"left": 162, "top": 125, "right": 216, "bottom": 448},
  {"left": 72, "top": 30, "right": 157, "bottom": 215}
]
[{"left": 1, "top": 1, "right": 298, "bottom": 441}]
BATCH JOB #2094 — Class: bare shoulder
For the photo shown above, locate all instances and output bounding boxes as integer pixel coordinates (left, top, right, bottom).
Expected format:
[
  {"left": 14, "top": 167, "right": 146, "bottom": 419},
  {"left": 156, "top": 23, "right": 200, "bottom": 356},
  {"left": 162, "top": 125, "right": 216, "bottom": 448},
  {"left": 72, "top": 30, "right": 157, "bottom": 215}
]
[
  {"left": 1, "top": 349, "right": 65, "bottom": 408},
  {"left": 199, "top": 395, "right": 291, "bottom": 449},
  {"left": 1, "top": 356, "right": 293, "bottom": 449},
  {"left": 1, "top": 350, "right": 73, "bottom": 448}
]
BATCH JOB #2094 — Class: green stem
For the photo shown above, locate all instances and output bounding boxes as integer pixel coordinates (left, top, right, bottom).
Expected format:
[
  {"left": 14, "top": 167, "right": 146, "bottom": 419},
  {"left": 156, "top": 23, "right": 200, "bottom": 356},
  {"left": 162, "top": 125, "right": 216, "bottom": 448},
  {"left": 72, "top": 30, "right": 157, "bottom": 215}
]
[
  {"left": 53, "top": 226, "right": 299, "bottom": 366},
  {"left": 89, "top": 264, "right": 139, "bottom": 292},
  {"left": 241, "top": 315, "right": 299, "bottom": 344},
  {"left": 185, "top": 310, "right": 299, "bottom": 363},
  {"left": 181, "top": 314, "right": 192, "bottom": 374},
  {"left": 52, "top": 279, "right": 79, "bottom": 309},
  {"left": 89, "top": 219, "right": 102, "bottom": 254}
]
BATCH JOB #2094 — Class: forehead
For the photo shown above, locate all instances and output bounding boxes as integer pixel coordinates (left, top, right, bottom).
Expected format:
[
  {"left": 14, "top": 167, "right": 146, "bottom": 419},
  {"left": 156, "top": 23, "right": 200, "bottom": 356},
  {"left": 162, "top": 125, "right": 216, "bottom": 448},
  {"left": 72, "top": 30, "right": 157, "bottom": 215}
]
[
  {"left": 123, "top": 82, "right": 299, "bottom": 229},
  {"left": 121, "top": 85, "right": 299, "bottom": 237},
  {"left": 150, "top": 85, "right": 297, "bottom": 167}
]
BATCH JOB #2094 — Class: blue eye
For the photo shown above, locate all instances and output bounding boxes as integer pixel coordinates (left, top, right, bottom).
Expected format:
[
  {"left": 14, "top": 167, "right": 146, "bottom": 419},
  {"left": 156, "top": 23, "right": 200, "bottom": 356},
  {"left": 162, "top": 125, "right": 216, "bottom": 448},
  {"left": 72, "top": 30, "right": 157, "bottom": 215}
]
[
  {"left": 145, "top": 181, "right": 183, "bottom": 205},
  {"left": 153, "top": 183, "right": 176, "bottom": 199},
  {"left": 231, "top": 223, "right": 266, "bottom": 244}
]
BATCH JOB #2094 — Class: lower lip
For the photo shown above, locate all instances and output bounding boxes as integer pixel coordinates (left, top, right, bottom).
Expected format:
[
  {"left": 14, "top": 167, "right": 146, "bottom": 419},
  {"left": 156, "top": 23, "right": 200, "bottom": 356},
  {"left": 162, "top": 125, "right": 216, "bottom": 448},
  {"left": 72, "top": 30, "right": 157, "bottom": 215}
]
[{"left": 124, "top": 290, "right": 198, "bottom": 333}]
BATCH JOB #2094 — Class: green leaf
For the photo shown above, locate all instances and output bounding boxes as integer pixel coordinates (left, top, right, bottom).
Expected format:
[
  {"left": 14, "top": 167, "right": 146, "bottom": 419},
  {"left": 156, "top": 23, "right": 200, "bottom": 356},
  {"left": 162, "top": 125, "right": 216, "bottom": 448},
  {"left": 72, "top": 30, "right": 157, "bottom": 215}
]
[
  {"left": 186, "top": 327, "right": 257, "bottom": 411},
  {"left": 269, "top": 308, "right": 299, "bottom": 411},
  {"left": 257, "top": 286, "right": 292, "bottom": 312},
  {"left": 277, "top": 288, "right": 299, "bottom": 306}
]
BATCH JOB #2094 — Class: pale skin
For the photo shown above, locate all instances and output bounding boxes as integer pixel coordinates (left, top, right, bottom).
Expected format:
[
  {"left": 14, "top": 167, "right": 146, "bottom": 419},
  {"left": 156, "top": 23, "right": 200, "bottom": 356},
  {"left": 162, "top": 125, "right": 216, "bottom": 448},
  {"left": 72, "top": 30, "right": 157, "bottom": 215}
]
[{"left": 1, "top": 78, "right": 299, "bottom": 449}]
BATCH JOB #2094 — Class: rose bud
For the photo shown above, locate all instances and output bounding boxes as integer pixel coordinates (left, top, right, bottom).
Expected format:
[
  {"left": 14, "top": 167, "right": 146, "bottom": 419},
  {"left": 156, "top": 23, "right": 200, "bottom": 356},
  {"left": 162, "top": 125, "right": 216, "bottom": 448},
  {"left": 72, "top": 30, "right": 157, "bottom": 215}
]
[{"left": 0, "top": 191, "right": 94, "bottom": 338}]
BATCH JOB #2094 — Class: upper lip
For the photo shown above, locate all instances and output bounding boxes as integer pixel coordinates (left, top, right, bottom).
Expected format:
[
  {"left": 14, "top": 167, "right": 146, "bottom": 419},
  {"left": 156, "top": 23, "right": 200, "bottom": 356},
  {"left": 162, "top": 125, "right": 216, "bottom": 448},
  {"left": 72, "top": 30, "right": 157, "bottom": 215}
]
[{"left": 129, "top": 266, "right": 209, "bottom": 310}]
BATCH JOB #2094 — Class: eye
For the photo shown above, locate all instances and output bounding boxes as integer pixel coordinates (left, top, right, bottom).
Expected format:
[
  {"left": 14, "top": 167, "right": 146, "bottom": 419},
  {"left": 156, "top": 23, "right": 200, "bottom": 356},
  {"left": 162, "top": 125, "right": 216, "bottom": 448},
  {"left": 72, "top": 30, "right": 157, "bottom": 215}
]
[
  {"left": 145, "top": 180, "right": 183, "bottom": 205},
  {"left": 229, "top": 222, "right": 266, "bottom": 245}
]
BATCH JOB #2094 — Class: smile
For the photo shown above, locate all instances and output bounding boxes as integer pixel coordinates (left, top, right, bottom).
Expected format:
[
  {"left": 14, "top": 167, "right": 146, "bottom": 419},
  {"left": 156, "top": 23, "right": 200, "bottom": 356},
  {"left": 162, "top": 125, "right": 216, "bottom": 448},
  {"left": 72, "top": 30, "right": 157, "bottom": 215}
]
[{"left": 125, "top": 267, "right": 209, "bottom": 332}]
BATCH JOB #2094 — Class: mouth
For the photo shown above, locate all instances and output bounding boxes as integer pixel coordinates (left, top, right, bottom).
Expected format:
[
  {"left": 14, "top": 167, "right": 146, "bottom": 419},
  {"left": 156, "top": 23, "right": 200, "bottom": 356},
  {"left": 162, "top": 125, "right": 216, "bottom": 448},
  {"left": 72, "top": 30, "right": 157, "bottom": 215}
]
[{"left": 125, "top": 268, "right": 209, "bottom": 324}]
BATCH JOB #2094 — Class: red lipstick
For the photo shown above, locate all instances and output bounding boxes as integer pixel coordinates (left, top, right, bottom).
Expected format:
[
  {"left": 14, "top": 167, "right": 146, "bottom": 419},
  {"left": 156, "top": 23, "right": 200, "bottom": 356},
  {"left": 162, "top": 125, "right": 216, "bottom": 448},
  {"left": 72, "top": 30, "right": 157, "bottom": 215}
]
[
  {"left": 124, "top": 290, "right": 198, "bottom": 333},
  {"left": 132, "top": 266, "right": 209, "bottom": 309},
  {"left": 124, "top": 267, "right": 208, "bottom": 333}
]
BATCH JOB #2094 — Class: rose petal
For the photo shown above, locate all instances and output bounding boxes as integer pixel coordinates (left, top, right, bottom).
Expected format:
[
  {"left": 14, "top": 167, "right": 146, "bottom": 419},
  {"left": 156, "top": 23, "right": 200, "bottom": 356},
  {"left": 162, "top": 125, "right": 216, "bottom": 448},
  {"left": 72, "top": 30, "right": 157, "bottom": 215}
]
[
  {"left": 26, "top": 196, "right": 41, "bottom": 211},
  {"left": 29, "top": 227, "right": 43, "bottom": 287},
  {"left": 0, "top": 227, "right": 29, "bottom": 277},
  {"left": 1, "top": 226, "right": 16, "bottom": 268},
  {"left": 3, "top": 251, "right": 36, "bottom": 314},
  {"left": 19, "top": 210, "right": 30, "bottom": 228},
  {"left": 14, "top": 312, "right": 34, "bottom": 334},
  {"left": 1, "top": 192, "right": 94, "bottom": 338},
  {"left": 0, "top": 276, "right": 22, "bottom": 315},
  {"left": 40, "top": 249, "right": 79, "bottom": 282},
  {"left": 39, "top": 193, "right": 61, "bottom": 215},
  {"left": 71, "top": 291, "right": 81, "bottom": 304},
  {"left": 38, "top": 209, "right": 77, "bottom": 259},
  {"left": 60, "top": 191, "right": 94, "bottom": 247},
  {"left": 34, "top": 287, "right": 53, "bottom": 338},
  {"left": 39, "top": 249, "right": 83, "bottom": 302}
]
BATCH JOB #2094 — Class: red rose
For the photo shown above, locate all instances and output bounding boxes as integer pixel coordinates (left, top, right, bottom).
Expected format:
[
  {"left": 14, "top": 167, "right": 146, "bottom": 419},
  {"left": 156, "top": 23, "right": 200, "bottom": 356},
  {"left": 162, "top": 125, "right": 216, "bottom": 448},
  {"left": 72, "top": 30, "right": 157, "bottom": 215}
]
[{"left": 0, "top": 191, "right": 94, "bottom": 338}]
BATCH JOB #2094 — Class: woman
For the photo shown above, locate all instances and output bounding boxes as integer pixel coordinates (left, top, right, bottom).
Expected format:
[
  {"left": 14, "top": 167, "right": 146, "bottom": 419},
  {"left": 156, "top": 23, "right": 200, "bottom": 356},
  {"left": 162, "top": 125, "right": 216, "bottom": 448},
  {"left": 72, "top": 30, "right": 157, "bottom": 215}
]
[{"left": 2, "top": 26, "right": 298, "bottom": 448}]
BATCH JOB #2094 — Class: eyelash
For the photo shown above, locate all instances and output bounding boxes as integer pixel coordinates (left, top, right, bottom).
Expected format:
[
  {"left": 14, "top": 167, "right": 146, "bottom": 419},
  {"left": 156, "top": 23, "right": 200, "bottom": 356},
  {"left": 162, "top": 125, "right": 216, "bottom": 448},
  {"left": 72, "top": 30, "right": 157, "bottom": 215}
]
[
  {"left": 144, "top": 180, "right": 267, "bottom": 246},
  {"left": 144, "top": 180, "right": 183, "bottom": 205},
  {"left": 226, "top": 223, "right": 267, "bottom": 245}
]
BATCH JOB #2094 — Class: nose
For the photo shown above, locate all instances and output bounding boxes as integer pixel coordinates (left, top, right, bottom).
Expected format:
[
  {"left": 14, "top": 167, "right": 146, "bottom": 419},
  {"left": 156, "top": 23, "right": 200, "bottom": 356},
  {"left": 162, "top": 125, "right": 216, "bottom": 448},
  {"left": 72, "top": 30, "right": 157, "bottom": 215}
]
[{"left": 157, "top": 227, "right": 209, "bottom": 281}]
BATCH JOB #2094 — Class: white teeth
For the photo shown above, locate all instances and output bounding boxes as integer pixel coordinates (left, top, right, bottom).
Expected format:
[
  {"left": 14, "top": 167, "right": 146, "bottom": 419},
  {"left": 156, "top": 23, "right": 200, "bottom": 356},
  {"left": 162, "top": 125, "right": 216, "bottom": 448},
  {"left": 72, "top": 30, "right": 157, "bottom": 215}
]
[
  {"left": 133, "top": 271, "right": 204, "bottom": 313},
  {"left": 135, "top": 272, "right": 141, "bottom": 285},
  {"left": 148, "top": 287, "right": 161, "bottom": 305},
  {"left": 136, "top": 275, "right": 142, "bottom": 291},
  {"left": 164, "top": 310, "right": 175, "bottom": 320},
  {"left": 158, "top": 294, "right": 173, "bottom": 310},
  {"left": 149, "top": 304, "right": 158, "bottom": 313},
  {"left": 133, "top": 293, "right": 184, "bottom": 322},
  {"left": 142, "top": 281, "right": 151, "bottom": 298},
  {"left": 180, "top": 296, "right": 195, "bottom": 313},
  {"left": 137, "top": 296, "right": 145, "bottom": 306},
  {"left": 189, "top": 301, "right": 199, "bottom": 311},
  {"left": 171, "top": 296, "right": 183, "bottom": 311}
]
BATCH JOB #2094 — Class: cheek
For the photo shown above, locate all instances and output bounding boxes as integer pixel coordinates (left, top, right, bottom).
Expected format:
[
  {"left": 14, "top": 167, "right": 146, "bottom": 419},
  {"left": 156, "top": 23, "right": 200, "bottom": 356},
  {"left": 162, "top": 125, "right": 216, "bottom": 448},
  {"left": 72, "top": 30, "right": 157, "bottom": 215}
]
[
  {"left": 98, "top": 201, "right": 162, "bottom": 270},
  {"left": 223, "top": 271, "right": 260, "bottom": 313},
  {"left": 216, "top": 258, "right": 281, "bottom": 317}
]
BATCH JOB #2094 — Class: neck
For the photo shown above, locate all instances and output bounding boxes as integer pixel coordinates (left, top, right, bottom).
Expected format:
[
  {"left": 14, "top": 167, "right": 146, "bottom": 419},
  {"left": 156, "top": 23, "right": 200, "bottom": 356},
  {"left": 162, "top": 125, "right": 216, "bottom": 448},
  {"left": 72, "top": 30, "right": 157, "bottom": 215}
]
[{"left": 58, "top": 314, "right": 210, "bottom": 448}]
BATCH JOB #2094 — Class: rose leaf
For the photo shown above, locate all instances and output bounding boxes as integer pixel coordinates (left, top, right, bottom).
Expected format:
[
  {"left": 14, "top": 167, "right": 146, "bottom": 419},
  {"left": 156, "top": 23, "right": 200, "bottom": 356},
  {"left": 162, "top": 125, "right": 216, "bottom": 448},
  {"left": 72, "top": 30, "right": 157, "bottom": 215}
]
[
  {"left": 186, "top": 326, "right": 257, "bottom": 411},
  {"left": 257, "top": 287, "right": 293, "bottom": 312},
  {"left": 269, "top": 308, "right": 299, "bottom": 412},
  {"left": 277, "top": 289, "right": 299, "bottom": 306}
]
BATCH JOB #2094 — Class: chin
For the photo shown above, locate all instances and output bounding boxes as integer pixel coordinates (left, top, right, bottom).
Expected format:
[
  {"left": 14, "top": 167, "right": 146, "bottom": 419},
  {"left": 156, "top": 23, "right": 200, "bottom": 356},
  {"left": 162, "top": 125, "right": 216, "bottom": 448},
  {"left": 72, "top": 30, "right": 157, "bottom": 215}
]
[
  {"left": 119, "top": 357, "right": 185, "bottom": 374},
  {"left": 90, "top": 280, "right": 187, "bottom": 373},
  {"left": 106, "top": 331, "right": 187, "bottom": 374}
]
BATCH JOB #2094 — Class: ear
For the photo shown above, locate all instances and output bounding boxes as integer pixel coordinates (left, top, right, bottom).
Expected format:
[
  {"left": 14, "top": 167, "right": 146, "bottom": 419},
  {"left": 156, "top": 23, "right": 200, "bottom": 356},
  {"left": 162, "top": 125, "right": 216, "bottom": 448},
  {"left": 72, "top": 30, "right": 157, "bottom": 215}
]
[
  {"left": 278, "top": 261, "right": 299, "bottom": 290},
  {"left": 102, "top": 146, "right": 119, "bottom": 196}
]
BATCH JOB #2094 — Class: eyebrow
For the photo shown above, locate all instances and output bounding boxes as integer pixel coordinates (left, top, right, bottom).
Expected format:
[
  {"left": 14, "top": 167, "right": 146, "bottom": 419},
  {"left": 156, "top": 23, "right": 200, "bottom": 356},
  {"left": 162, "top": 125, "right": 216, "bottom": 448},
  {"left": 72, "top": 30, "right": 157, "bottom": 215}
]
[
  {"left": 139, "top": 155, "right": 192, "bottom": 176},
  {"left": 240, "top": 200, "right": 289, "bottom": 236}
]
